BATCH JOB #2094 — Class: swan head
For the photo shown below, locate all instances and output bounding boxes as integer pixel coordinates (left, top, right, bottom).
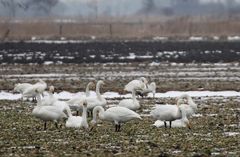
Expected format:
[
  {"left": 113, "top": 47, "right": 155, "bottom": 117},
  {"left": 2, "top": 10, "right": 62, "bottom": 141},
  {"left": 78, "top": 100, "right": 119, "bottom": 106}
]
[
  {"left": 89, "top": 119, "right": 97, "bottom": 132},
  {"left": 13, "top": 84, "right": 20, "bottom": 93},
  {"left": 140, "top": 77, "right": 148, "bottom": 84},
  {"left": 88, "top": 81, "right": 95, "bottom": 87},
  {"left": 97, "top": 80, "right": 105, "bottom": 86},
  {"left": 49, "top": 86, "right": 55, "bottom": 94},
  {"left": 179, "top": 106, "right": 192, "bottom": 130},
  {"left": 82, "top": 99, "right": 88, "bottom": 107},
  {"left": 176, "top": 98, "right": 185, "bottom": 106},
  {"left": 38, "top": 79, "right": 45, "bottom": 83}
]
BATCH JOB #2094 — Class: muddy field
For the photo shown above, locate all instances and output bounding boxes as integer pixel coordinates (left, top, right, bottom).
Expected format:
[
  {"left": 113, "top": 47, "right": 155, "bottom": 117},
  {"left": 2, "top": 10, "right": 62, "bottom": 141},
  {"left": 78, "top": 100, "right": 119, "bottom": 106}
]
[
  {"left": 0, "top": 94, "right": 239, "bottom": 156},
  {"left": 0, "top": 40, "right": 240, "bottom": 64},
  {"left": 0, "top": 40, "right": 240, "bottom": 156},
  {"left": 0, "top": 62, "right": 239, "bottom": 156},
  {"left": 0, "top": 62, "right": 240, "bottom": 92}
]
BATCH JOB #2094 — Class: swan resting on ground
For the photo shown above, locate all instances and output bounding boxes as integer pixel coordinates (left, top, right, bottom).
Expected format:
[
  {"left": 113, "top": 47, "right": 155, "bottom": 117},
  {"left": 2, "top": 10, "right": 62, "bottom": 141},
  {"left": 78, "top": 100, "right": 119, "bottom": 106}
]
[
  {"left": 90, "top": 106, "right": 142, "bottom": 132},
  {"left": 153, "top": 119, "right": 187, "bottom": 128},
  {"left": 118, "top": 88, "right": 140, "bottom": 111},
  {"left": 66, "top": 99, "right": 89, "bottom": 129}
]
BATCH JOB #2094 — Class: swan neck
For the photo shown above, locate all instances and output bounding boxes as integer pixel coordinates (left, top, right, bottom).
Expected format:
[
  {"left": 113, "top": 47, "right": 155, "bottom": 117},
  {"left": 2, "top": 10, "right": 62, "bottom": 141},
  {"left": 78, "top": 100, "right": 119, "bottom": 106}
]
[
  {"left": 82, "top": 105, "right": 87, "bottom": 122},
  {"left": 36, "top": 94, "right": 42, "bottom": 105},
  {"left": 86, "top": 84, "right": 90, "bottom": 96},
  {"left": 187, "top": 97, "right": 197, "bottom": 109},
  {"left": 96, "top": 83, "right": 103, "bottom": 100},
  {"left": 93, "top": 106, "right": 105, "bottom": 121},
  {"left": 132, "top": 90, "right": 136, "bottom": 100},
  {"left": 65, "top": 106, "right": 73, "bottom": 117}
]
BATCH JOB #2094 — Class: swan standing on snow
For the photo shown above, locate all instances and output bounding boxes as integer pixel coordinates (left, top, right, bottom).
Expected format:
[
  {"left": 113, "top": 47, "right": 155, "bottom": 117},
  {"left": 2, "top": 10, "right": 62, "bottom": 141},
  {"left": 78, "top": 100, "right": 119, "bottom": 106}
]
[
  {"left": 136, "top": 82, "right": 156, "bottom": 98},
  {"left": 124, "top": 77, "right": 148, "bottom": 92},
  {"left": 91, "top": 106, "right": 142, "bottom": 132},
  {"left": 150, "top": 99, "right": 191, "bottom": 129},
  {"left": 66, "top": 82, "right": 95, "bottom": 115},
  {"left": 118, "top": 88, "right": 140, "bottom": 111},
  {"left": 13, "top": 83, "right": 33, "bottom": 100},
  {"left": 23, "top": 79, "right": 47, "bottom": 101},
  {"left": 14, "top": 83, "right": 32, "bottom": 94},
  {"left": 66, "top": 99, "right": 89, "bottom": 129},
  {"left": 32, "top": 92, "right": 71, "bottom": 130}
]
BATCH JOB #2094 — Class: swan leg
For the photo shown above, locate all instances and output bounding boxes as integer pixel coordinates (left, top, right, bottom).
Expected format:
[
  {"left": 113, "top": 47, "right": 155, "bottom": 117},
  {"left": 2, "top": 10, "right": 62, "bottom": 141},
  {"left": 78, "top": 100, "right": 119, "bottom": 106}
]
[
  {"left": 76, "top": 111, "right": 79, "bottom": 116},
  {"left": 55, "top": 122, "right": 58, "bottom": 129},
  {"left": 117, "top": 124, "right": 121, "bottom": 132},
  {"left": 44, "top": 122, "right": 47, "bottom": 130},
  {"left": 88, "top": 111, "right": 92, "bottom": 117},
  {"left": 164, "top": 121, "right": 167, "bottom": 128},
  {"left": 169, "top": 121, "right": 172, "bottom": 128},
  {"left": 115, "top": 124, "right": 118, "bottom": 132}
]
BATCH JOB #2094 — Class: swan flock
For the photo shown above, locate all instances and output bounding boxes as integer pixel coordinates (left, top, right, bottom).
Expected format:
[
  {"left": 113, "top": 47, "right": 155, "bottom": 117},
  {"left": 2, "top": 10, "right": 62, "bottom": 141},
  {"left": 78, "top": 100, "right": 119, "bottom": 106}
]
[{"left": 13, "top": 77, "right": 199, "bottom": 132}]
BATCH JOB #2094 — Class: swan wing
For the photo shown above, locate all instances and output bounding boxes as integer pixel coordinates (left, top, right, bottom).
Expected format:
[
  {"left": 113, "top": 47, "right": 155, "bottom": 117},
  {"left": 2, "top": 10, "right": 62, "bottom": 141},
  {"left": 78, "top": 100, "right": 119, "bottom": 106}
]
[
  {"left": 124, "top": 80, "right": 146, "bottom": 92},
  {"left": 150, "top": 105, "right": 179, "bottom": 121},
  {"left": 33, "top": 106, "right": 66, "bottom": 121},
  {"left": 118, "top": 99, "right": 140, "bottom": 111},
  {"left": 105, "top": 107, "right": 141, "bottom": 122}
]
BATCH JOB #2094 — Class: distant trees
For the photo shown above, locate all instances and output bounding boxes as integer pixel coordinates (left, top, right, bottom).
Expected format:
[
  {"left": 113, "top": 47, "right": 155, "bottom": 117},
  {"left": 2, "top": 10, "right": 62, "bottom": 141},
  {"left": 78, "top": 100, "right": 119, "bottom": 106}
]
[
  {"left": 22, "top": 0, "right": 59, "bottom": 16},
  {"left": 0, "top": 0, "right": 59, "bottom": 17},
  {"left": 87, "top": 0, "right": 99, "bottom": 20}
]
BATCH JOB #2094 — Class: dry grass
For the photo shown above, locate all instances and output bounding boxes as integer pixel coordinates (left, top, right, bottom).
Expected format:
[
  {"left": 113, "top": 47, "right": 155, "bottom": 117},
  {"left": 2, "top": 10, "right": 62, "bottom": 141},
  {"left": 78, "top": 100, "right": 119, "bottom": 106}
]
[{"left": 1, "top": 16, "right": 240, "bottom": 40}]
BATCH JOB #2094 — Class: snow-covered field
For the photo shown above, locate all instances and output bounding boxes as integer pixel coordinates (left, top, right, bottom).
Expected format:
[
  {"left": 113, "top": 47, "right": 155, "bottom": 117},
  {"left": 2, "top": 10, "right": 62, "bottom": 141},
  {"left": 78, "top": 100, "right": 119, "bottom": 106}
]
[{"left": 1, "top": 90, "right": 240, "bottom": 100}]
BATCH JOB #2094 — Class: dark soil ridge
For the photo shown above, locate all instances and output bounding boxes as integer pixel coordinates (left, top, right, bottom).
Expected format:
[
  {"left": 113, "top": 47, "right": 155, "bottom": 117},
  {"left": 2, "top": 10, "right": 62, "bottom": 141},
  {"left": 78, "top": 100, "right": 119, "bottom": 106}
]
[{"left": 0, "top": 40, "right": 240, "bottom": 64}]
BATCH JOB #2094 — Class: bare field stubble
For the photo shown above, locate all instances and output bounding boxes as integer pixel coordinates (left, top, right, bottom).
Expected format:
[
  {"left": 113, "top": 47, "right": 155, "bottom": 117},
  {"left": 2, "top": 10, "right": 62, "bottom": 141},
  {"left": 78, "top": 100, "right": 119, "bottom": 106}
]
[{"left": 0, "top": 63, "right": 239, "bottom": 156}]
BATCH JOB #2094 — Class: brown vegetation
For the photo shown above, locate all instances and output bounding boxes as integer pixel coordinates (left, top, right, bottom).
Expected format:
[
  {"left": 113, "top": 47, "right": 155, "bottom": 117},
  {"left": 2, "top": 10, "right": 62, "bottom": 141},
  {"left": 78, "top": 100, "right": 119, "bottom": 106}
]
[{"left": 1, "top": 17, "right": 240, "bottom": 40}]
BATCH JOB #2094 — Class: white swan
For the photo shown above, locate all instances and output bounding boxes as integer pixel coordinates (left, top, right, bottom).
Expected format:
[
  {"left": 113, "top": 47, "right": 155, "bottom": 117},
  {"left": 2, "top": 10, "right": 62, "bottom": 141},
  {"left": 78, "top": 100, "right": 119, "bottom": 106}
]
[
  {"left": 124, "top": 77, "right": 148, "bottom": 92},
  {"left": 153, "top": 119, "right": 187, "bottom": 128},
  {"left": 32, "top": 93, "right": 71, "bottom": 130},
  {"left": 13, "top": 83, "right": 33, "bottom": 100},
  {"left": 150, "top": 99, "right": 191, "bottom": 129},
  {"left": 118, "top": 89, "right": 140, "bottom": 111},
  {"left": 23, "top": 79, "right": 47, "bottom": 101},
  {"left": 66, "top": 82, "right": 94, "bottom": 115},
  {"left": 153, "top": 94, "right": 197, "bottom": 128},
  {"left": 136, "top": 82, "right": 156, "bottom": 98},
  {"left": 179, "top": 94, "right": 198, "bottom": 117},
  {"left": 14, "top": 83, "right": 33, "bottom": 94},
  {"left": 40, "top": 86, "right": 58, "bottom": 106},
  {"left": 85, "top": 80, "right": 106, "bottom": 111},
  {"left": 91, "top": 106, "right": 142, "bottom": 132},
  {"left": 66, "top": 99, "right": 89, "bottom": 129}
]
